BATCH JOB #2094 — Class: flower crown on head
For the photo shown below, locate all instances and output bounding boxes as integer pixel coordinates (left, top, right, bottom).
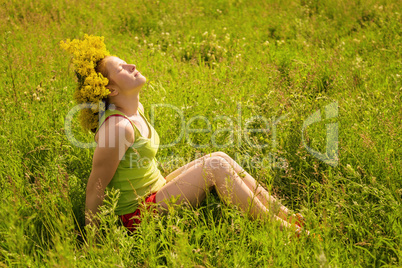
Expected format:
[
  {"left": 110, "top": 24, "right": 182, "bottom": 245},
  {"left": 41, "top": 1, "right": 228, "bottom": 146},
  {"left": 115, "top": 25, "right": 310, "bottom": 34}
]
[{"left": 60, "top": 34, "right": 110, "bottom": 132}]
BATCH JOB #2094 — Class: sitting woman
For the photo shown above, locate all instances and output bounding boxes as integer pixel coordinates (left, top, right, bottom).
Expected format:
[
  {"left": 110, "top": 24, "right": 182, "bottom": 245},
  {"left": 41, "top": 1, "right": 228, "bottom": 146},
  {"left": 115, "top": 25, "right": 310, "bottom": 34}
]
[{"left": 61, "top": 35, "right": 306, "bottom": 235}]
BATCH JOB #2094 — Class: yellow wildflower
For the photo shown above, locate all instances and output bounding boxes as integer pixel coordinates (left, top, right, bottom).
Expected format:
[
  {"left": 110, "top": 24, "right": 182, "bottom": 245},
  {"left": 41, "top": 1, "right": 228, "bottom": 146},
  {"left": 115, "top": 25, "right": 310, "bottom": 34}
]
[{"left": 60, "top": 34, "right": 110, "bottom": 132}]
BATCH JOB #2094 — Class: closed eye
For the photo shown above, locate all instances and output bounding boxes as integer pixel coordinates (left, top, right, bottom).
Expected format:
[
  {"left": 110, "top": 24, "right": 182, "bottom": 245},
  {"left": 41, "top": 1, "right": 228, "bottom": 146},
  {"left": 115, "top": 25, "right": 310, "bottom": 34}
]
[{"left": 117, "top": 63, "right": 126, "bottom": 72}]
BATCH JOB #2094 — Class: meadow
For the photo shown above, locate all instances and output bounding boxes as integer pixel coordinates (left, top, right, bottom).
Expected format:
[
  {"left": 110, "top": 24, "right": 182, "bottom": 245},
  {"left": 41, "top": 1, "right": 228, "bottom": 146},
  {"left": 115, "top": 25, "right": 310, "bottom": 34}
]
[{"left": 0, "top": 0, "right": 401, "bottom": 266}]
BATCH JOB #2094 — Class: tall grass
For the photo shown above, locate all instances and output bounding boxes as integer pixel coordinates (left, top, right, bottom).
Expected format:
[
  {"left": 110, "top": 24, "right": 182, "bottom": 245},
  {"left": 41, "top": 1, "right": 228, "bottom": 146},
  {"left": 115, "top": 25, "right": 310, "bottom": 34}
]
[{"left": 0, "top": 0, "right": 401, "bottom": 266}]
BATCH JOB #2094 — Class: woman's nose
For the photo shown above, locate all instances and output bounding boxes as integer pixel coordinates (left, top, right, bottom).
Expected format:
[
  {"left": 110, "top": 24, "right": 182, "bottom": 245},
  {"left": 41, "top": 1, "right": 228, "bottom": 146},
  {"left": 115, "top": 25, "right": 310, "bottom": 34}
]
[{"left": 126, "top": 64, "right": 136, "bottom": 72}]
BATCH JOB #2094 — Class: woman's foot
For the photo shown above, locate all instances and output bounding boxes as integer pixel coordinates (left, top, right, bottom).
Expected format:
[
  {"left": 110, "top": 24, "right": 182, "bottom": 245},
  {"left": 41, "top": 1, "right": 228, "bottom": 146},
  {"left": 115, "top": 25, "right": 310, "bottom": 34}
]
[
  {"left": 284, "top": 212, "right": 305, "bottom": 228},
  {"left": 289, "top": 214, "right": 322, "bottom": 241},
  {"left": 295, "top": 226, "right": 310, "bottom": 238},
  {"left": 295, "top": 213, "right": 305, "bottom": 228}
]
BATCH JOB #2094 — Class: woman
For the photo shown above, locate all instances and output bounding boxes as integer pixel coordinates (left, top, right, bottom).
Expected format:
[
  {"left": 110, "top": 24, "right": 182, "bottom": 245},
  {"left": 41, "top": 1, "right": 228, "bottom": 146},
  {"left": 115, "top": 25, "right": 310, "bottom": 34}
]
[
  {"left": 85, "top": 55, "right": 306, "bottom": 234},
  {"left": 61, "top": 35, "right": 305, "bottom": 234}
]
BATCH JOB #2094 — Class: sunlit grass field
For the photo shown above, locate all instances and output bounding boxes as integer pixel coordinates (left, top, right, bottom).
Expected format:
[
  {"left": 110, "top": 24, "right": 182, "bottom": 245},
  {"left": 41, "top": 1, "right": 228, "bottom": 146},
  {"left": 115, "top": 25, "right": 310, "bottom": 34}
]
[{"left": 0, "top": 0, "right": 401, "bottom": 266}]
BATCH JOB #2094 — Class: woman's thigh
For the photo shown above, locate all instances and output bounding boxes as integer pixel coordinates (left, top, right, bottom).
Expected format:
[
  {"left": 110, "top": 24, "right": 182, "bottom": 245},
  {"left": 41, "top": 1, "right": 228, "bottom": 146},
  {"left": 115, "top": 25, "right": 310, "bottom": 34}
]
[
  {"left": 156, "top": 155, "right": 233, "bottom": 209},
  {"left": 165, "top": 152, "right": 235, "bottom": 181},
  {"left": 164, "top": 154, "right": 209, "bottom": 182},
  {"left": 167, "top": 152, "right": 260, "bottom": 191},
  {"left": 157, "top": 158, "right": 210, "bottom": 209},
  {"left": 164, "top": 151, "right": 278, "bottom": 207}
]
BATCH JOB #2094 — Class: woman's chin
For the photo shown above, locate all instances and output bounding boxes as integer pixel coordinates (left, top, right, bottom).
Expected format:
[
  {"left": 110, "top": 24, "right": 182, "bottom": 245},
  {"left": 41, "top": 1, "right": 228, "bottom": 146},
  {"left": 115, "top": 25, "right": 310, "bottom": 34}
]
[{"left": 138, "top": 74, "right": 146, "bottom": 84}]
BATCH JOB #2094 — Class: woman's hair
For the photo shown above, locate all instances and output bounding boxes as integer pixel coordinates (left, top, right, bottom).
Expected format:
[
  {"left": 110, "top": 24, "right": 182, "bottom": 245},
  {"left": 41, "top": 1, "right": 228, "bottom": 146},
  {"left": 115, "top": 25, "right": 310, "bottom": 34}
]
[
  {"left": 93, "top": 56, "right": 112, "bottom": 133},
  {"left": 95, "top": 56, "right": 110, "bottom": 81},
  {"left": 60, "top": 35, "right": 111, "bottom": 133}
]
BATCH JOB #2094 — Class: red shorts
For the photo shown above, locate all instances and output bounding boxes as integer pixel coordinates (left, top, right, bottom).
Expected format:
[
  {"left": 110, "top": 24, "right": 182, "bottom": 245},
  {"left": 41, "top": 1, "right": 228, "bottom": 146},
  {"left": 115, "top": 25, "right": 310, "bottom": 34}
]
[{"left": 120, "top": 193, "right": 158, "bottom": 232}]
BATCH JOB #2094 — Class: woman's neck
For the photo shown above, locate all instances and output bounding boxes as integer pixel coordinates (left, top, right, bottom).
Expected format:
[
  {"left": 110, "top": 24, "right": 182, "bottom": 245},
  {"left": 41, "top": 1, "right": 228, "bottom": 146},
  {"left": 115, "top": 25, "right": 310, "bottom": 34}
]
[{"left": 109, "top": 93, "right": 140, "bottom": 116}]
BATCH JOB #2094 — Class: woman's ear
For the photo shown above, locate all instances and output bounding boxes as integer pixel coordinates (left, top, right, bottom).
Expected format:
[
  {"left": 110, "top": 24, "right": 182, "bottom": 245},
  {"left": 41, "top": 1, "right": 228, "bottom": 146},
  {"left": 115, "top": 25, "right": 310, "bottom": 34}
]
[{"left": 107, "top": 85, "right": 119, "bottom": 96}]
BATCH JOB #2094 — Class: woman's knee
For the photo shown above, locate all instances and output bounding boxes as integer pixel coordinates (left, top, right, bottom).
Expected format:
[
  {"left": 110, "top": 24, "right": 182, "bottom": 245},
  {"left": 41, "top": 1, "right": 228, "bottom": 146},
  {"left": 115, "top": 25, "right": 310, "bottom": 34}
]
[
  {"left": 204, "top": 156, "right": 233, "bottom": 184},
  {"left": 210, "top": 151, "right": 230, "bottom": 159},
  {"left": 208, "top": 151, "right": 236, "bottom": 166}
]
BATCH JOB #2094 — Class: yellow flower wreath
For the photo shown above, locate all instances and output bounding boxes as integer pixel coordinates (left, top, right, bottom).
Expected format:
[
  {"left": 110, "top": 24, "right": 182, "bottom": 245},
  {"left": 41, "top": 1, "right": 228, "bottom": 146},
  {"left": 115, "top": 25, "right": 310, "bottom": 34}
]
[{"left": 60, "top": 34, "right": 110, "bottom": 132}]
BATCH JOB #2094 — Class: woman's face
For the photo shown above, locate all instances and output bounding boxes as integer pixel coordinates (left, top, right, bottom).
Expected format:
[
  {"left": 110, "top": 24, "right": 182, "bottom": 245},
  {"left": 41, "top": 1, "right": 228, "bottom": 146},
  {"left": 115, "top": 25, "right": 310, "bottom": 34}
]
[{"left": 105, "top": 56, "right": 146, "bottom": 94}]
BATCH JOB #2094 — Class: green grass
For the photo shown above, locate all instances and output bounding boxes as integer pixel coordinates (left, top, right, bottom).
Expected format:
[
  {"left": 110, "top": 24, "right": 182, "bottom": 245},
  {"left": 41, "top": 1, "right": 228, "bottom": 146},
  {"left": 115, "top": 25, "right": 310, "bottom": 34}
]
[{"left": 0, "top": 0, "right": 401, "bottom": 266}]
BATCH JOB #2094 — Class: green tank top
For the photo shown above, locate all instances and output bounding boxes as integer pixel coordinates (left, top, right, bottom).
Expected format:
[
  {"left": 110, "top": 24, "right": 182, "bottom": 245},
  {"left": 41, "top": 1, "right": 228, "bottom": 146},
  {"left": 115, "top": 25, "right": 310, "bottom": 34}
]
[{"left": 96, "top": 108, "right": 166, "bottom": 215}]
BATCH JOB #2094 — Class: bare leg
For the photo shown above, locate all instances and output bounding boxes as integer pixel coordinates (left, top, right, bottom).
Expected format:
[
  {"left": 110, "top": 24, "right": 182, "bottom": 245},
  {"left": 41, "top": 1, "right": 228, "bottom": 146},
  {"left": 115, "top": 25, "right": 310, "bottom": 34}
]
[
  {"left": 164, "top": 152, "right": 293, "bottom": 221},
  {"left": 156, "top": 155, "right": 294, "bottom": 229}
]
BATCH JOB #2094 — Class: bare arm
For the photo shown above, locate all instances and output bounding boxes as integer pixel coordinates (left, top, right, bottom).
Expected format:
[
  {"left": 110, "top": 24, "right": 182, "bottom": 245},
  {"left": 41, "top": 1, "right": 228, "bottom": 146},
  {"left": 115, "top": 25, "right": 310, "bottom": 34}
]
[{"left": 85, "top": 116, "right": 135, "bottom": 227}]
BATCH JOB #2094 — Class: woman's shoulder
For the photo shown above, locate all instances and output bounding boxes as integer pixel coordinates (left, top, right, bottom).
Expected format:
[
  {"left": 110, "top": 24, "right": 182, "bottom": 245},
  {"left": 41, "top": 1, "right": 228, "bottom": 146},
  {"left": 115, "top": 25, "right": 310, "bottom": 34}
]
[{"left": 95, "top": 113, "right": 135, "bottom": 144}]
